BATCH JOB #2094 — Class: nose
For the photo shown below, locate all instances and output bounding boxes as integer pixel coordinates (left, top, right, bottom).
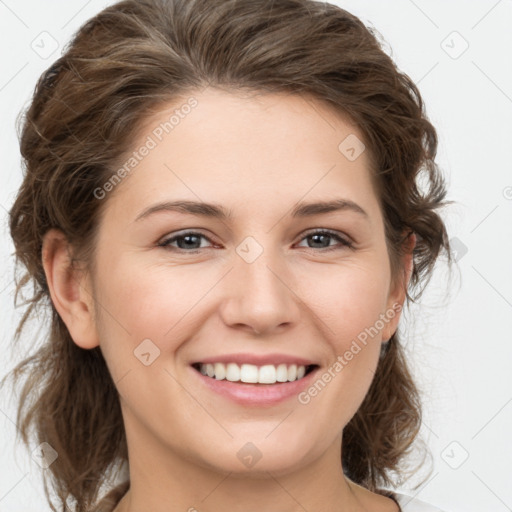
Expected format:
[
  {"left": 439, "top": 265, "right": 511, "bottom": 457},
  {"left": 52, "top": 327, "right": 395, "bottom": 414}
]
[{"left": 218, "top": 246, "right": 301, "bottom": 336}]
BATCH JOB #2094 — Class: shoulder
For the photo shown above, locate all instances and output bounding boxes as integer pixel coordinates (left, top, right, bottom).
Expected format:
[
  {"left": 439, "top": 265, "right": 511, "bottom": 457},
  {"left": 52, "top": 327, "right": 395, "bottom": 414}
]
[{"left": 393, "top": 492, "right": 448, "bottom": 512}]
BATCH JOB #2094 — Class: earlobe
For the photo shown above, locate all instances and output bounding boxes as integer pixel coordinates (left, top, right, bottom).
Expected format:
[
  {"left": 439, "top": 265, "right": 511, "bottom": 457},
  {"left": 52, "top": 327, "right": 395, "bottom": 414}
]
[
  {"left": 382, "top": 231, "right": 416, "bottom": 342},
  {"left": 41, "top": 229, "right": 99, "bottom": 349}
]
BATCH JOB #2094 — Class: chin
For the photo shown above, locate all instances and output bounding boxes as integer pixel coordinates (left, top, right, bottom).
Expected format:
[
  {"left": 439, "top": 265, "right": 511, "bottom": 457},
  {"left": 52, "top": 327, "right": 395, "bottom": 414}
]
[{"left": 190, "top": 434, "right": 319, "bottom": 477}]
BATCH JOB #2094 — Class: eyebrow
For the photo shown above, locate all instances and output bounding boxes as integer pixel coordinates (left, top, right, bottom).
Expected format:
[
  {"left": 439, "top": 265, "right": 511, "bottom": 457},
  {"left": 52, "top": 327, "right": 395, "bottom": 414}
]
[{"left": 134, "top": 198, "right": 369, "bottom": 222}]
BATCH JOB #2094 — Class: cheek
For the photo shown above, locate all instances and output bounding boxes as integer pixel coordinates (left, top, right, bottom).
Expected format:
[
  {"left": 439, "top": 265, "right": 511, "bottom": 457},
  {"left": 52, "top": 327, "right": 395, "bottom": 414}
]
[
  {"left": 94, "top": 242, "right": 391, "bottom": 380},
  {"left": 302, "top": 259, "right": 391, "bottom": 345},
  {"left": 97, "top": 251, "right": 391, "bottom": 336},
  {"left": 295, "top": 261, "right": 391, "bottom": 420},
  {"left": 93, "top": 255, "right": 216, "bottom": 362}
]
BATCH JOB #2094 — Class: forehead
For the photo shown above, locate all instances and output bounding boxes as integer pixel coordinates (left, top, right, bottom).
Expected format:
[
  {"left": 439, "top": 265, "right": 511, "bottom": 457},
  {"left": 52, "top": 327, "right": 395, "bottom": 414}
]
[{"left": 101, "top": 87, "right": 379, "bottom": 223}]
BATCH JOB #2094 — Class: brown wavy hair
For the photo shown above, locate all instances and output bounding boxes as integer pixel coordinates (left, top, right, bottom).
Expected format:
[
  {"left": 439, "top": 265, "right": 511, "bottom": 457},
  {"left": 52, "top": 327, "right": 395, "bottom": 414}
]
[{"left": 2, "top": 0, "right": 453, "bottom": 510}]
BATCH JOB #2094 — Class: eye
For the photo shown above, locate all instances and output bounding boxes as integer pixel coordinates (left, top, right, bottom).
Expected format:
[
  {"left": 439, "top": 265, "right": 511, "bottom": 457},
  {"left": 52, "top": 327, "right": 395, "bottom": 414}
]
[
  {"left": 158, "top": 229, "right": 354, "bottom": 253},
  {"left": 295, "top": 229, "right": 354, "bottom": 251},
  {"left": 158, "top": 231, "right": 214, "bottom": 252}
]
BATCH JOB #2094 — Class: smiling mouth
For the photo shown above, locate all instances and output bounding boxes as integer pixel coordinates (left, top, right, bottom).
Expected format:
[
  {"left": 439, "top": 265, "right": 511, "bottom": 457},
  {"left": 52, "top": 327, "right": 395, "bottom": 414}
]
[{"left": 191, "top": 362, "right": 318, "bottom": 385}]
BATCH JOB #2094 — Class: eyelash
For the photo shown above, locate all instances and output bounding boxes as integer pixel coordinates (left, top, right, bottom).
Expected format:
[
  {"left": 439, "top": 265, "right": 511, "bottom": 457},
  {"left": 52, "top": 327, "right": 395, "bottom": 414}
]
[{"left": 158, "top": 229, "right": 355, "bottom": 253}]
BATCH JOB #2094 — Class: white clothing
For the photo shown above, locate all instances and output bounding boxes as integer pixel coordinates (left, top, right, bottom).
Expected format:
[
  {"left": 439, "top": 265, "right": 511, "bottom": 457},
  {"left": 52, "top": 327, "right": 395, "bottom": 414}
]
[{"left": 394, "top": 492, "right": 447, "bottom": 511}]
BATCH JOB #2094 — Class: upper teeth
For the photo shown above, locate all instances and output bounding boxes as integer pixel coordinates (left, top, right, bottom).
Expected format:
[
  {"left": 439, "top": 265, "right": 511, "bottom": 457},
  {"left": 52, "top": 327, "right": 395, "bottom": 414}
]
[{"left": 198, "top": 363, "right": 308, "bottom": 384}]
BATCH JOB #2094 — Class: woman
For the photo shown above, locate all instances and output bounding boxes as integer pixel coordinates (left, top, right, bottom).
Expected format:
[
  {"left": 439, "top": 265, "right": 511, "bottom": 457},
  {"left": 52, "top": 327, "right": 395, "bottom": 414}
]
[{"left": 3, "top": 0, "right": 453, "bottom": 510}]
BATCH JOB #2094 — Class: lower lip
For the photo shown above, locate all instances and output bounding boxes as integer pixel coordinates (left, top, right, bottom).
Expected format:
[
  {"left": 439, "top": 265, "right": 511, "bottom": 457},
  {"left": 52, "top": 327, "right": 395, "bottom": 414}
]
[{"left": 190, "top": 366, "right": 319, "bottom": 406}]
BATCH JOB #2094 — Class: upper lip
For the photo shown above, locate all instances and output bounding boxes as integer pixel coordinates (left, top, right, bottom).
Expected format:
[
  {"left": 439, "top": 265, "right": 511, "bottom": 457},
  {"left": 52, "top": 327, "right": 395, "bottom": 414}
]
[{"left": 191, "top": 353, "right": 319, "bottom": 367}]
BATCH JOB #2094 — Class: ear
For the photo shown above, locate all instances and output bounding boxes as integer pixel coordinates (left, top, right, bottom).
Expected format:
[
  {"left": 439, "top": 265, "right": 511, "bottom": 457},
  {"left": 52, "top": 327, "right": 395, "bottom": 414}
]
[
  {"left": 41, "top": 229, "right": 100, "bottom": 349},
  {"left": 381, "top": 231, "right": 416, "bottom": 342}
]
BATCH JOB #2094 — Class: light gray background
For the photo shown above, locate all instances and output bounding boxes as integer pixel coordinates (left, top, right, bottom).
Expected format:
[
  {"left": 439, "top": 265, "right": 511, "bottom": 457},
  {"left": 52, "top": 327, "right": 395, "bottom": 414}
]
[{"left": 1, "top": 1, "right": 511, "bottom": 511}]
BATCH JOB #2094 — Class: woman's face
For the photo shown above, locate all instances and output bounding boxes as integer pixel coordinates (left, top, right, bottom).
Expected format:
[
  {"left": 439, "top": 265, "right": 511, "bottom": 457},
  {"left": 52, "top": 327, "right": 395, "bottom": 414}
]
[{"left": 80, "top": 88, "right": 409, "bottom": 476}]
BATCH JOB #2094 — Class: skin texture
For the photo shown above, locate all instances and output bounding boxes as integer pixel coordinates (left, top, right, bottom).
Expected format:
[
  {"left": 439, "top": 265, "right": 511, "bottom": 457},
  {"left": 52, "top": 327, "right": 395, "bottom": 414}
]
[{"left": 42, "top": 88, "right": 414, "bottom": 512}]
